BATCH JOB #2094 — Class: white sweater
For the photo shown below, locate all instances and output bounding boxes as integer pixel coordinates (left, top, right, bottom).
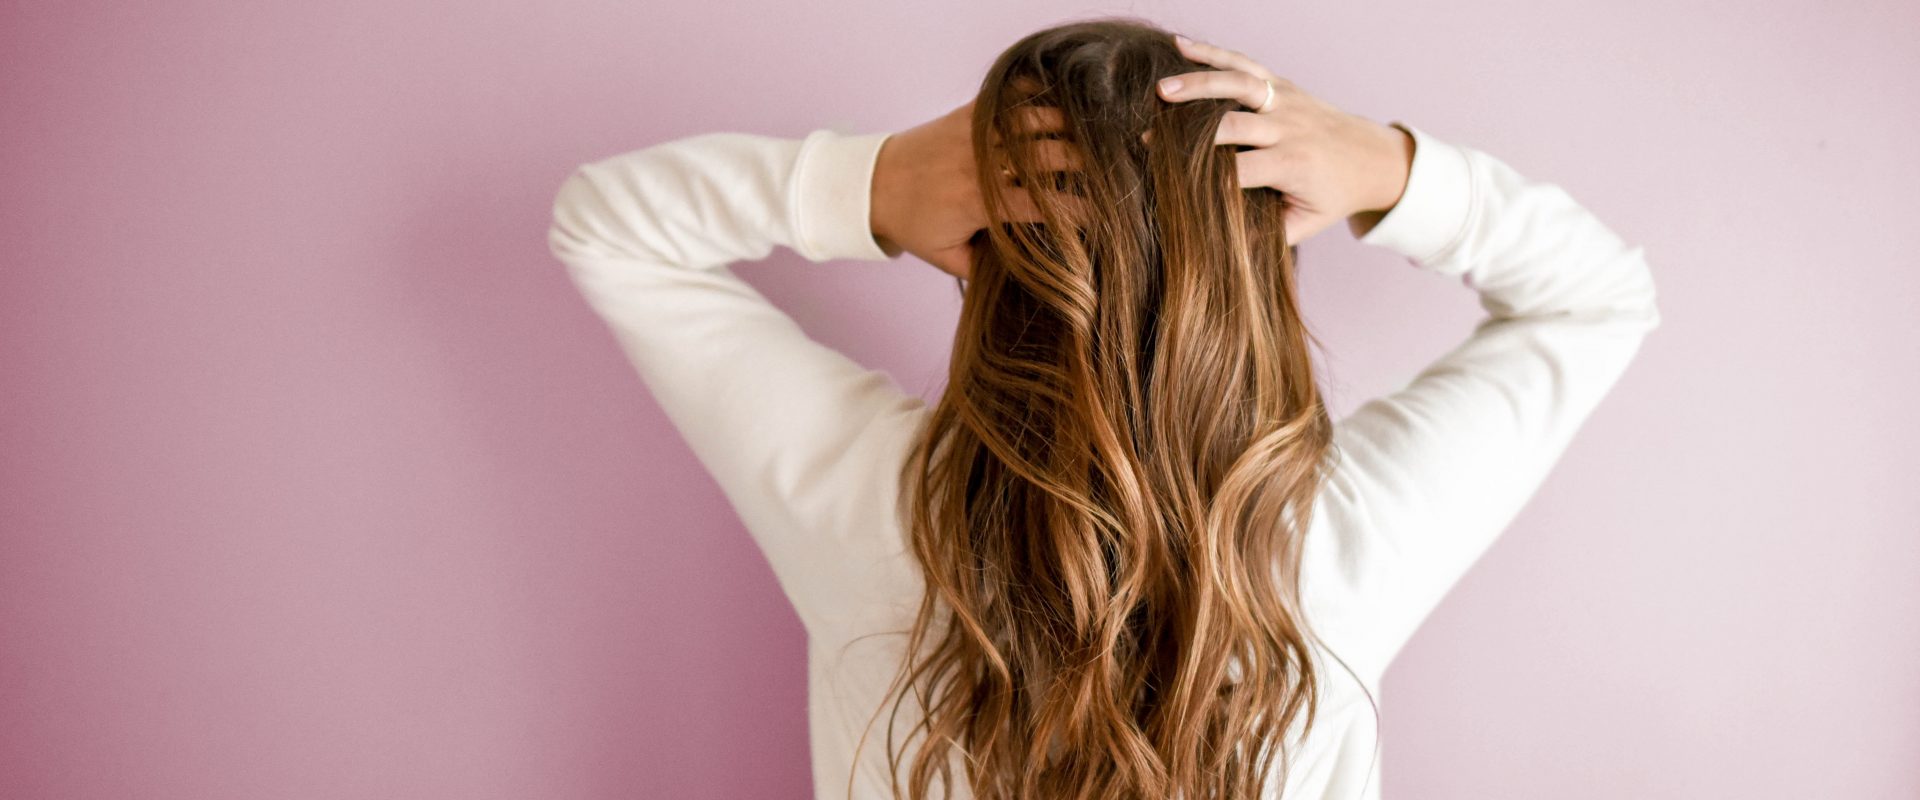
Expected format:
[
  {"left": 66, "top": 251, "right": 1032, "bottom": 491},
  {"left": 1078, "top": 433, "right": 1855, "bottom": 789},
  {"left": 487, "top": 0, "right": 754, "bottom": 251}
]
[{"left": 547, "top": 121, "right": 1661, "bottom": 799}]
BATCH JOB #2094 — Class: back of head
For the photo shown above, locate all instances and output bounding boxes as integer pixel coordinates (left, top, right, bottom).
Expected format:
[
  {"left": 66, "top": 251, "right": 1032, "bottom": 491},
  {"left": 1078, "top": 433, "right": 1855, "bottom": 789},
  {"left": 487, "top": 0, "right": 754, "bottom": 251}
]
[{"left": 867, "top": 16, "right": 1338, "bottom": 800}]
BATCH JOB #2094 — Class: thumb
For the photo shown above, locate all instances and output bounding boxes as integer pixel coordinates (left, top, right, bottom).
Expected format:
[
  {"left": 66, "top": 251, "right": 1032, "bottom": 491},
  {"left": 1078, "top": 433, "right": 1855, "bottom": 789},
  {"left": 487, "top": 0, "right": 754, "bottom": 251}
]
[
  {"left": 1282, "top": 205, "right": 1337, "bottom": 248},
  {"left": 1282, "top": 204, "right": 1309, "bottom": 248},
  {"left": 926, "top": 243, "right": 974, "bottom": 281}
]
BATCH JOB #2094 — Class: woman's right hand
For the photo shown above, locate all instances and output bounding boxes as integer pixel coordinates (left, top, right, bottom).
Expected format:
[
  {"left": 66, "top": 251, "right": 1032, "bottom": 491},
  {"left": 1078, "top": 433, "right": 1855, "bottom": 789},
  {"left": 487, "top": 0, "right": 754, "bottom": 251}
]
[{"left": 1155, "top": 34, "right": 1416, "bottom": 246}]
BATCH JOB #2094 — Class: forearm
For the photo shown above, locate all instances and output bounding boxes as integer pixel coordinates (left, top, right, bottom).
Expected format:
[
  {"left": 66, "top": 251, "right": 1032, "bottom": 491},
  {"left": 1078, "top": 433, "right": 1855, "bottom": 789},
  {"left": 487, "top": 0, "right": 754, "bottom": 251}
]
[{"left": 1313, "top": 122, "right": 1661, "bottom": 681}]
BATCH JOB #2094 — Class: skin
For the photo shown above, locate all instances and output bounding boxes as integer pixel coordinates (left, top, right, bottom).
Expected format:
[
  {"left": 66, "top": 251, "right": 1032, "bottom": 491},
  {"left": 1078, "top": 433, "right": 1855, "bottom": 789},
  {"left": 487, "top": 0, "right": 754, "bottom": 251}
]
[{"left": 869, "top": 33, "right": 1416, "bottom": 281}]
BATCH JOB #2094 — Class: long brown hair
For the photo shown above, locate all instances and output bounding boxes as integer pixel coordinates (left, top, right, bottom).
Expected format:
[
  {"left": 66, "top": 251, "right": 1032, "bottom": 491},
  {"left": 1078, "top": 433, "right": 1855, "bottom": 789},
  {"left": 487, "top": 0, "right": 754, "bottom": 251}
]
[{"left": 857, "top": 17, "right": 1341, "bottom": 799}]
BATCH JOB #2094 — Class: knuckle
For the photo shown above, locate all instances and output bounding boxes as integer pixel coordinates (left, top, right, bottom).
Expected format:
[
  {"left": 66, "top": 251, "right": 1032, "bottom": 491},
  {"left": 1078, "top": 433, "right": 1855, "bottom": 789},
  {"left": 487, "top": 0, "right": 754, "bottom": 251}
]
[
  {"left": 1215, "top": 113, "right": 1241, "bottom": 140},
  {"left": 1251, "top": 112, "right": 1283, "bottom": 141}
]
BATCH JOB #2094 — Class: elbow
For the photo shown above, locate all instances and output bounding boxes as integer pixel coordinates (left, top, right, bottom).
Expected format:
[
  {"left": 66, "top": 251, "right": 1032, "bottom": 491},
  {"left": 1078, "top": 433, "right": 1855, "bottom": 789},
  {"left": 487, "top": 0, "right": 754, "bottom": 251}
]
[
  {"left": 1524, "top": 242, "right": 1663, "bottom": 339},
  {"left": 1562, "top": 241, "right": 1663, "bottom": 335},
  {"left": 1622, "top": 243, "right": 1663, "bottom": 334},
  {"left": 547, "top": 165, "right": 613, "bottom": 264}
]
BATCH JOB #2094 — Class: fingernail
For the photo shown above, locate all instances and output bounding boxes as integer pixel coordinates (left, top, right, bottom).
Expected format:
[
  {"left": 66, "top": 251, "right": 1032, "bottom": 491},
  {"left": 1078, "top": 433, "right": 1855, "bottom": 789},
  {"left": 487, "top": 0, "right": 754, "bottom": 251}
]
[
  {"left": 1174, "top": 34, "right": 1191, "bottom": 46},
  {"left": 1159, "top": 77, "right": 1183, "bottom": 95}
]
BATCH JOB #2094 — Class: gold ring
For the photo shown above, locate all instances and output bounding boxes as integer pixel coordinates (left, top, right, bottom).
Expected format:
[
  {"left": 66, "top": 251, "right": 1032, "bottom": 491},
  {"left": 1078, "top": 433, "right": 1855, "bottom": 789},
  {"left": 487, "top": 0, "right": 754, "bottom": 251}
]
[{"left": 1256, "top": 79, "right": 1275, "bottom": 113}]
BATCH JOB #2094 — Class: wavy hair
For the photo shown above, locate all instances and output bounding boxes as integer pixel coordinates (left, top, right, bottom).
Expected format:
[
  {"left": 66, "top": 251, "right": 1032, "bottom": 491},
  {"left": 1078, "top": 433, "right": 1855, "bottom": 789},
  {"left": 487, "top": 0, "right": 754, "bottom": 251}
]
[{"left": 853, "top": 17, "right": 1345, "bottom": 799}]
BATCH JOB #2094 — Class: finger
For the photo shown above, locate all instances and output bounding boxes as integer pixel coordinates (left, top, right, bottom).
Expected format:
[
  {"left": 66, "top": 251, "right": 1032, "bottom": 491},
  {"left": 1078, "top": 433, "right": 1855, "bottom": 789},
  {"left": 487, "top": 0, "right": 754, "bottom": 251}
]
[
  {"left": 1172, "top": 35, "right": 1275, "bottom": 82},
  {"left": 1234, "top": 148, "right": 1297, "bottom": 191},
  {"left": 1140, "top": 113, "right": 1289, "bottom": 182},
  {"left": 988, "top": 104, "right": 1068, "bottom": 147},
  {"left": 992, "top": 178, "right": 1087, "bottom": 226},
  {"left": 1011, "top": 104, "right": 1066, "bottom": 135},
  {"left": 1158, "top": 68, "right": 1273, "bottom": 112},
  {"left": 1143, "top": 112, "right": 1275, "bottom": 147},
  {"left": 992, "top": 181, "right": 1048, "bottom": 223},
  {"left": 998, "top": 137, "right": 1085, "bottom": 173},
  {"left": 1213, "top": 110, "right": 1283, "bottom": 148}
]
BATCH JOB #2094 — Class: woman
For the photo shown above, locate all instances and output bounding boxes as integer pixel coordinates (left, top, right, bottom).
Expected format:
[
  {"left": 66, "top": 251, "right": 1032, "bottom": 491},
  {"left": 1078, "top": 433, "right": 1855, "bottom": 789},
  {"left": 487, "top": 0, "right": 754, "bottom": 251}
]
[{"left": 546, "top": 17, "right": 1660, "bottom": 800}]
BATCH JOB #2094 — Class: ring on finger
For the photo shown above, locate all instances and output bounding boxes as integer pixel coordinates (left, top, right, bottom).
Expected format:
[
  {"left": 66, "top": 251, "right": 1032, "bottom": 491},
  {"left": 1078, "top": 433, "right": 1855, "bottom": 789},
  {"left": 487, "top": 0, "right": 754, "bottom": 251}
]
[{"left": 1255, "top": 79, "right": 1275, "bottom": 113}]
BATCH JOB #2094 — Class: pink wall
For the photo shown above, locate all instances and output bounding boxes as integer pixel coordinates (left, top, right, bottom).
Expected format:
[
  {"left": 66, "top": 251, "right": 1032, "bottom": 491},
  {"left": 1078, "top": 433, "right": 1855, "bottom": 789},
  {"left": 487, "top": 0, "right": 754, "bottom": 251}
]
[{"left": 3, "top": 1, "right": 1914, "bottom": 797}]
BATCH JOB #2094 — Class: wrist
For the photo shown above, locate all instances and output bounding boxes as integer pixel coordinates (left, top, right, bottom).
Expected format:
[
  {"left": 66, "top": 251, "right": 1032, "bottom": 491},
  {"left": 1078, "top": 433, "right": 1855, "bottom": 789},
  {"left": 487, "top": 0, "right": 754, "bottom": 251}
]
[
  {"left": 1362, "top": 121, "right": 1415, "bottom": 215},
  {"left": 1345, "top": 121, "right": 1414, "bottom": 239},
  {"left": 867, "top": 132, "right": 922, "bottom": 260},
  {"left": 868, "top": 135, "right": 903, "bottom": 253}
]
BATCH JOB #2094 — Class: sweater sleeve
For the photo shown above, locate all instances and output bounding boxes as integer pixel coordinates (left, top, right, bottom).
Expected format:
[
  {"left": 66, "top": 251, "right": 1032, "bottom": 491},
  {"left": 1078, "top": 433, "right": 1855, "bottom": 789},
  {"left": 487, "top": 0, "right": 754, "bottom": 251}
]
[
  {"left": 546, "top": 128, "right": 928, "bottom": 636},
  {"left": 1302, "top": 122, "right": 1663, "bottom": 685}
]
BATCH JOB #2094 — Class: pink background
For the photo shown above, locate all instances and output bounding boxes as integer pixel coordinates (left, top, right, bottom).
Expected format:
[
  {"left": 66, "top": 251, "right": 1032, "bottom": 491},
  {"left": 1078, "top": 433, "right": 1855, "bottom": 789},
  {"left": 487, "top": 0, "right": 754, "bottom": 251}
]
[{"left": 4, "top": 1, "right": 1915, "bottom": 797}]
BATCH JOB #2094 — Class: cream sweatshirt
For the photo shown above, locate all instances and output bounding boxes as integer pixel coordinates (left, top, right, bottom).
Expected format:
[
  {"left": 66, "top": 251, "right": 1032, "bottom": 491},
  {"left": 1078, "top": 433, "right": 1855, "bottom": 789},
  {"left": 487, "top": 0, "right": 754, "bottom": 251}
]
[{"left": 546, "top": 120, "right": 1661, "bottom": 799}]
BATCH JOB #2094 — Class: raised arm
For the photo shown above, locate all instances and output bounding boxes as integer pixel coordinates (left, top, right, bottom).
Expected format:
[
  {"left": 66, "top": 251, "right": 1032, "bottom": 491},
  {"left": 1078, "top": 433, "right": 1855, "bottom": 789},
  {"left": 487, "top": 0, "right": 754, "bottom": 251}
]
[
  {"left": 1301, "top": 122, "right": 1663, "bottom": 685},
  {"left": 546, "top": 129, "right": 929, "bottom": 636}
]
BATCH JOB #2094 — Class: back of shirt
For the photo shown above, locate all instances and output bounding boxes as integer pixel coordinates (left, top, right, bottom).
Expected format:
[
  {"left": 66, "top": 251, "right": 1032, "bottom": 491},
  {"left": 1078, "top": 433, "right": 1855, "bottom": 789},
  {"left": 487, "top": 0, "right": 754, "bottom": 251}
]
[{"left": 545, "top": 119, "right": 1660, "bottom": 798}]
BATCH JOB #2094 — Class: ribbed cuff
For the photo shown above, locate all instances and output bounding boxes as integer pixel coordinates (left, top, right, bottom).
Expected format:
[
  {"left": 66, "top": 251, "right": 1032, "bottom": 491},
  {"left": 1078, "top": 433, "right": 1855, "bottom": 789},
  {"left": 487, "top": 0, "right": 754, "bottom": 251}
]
[
  {"left": 789, "top": 128, "right": 897, "bottom": 263},
  {"left": 1357, "top": 122, "right": 1476, "bottom": 274}
]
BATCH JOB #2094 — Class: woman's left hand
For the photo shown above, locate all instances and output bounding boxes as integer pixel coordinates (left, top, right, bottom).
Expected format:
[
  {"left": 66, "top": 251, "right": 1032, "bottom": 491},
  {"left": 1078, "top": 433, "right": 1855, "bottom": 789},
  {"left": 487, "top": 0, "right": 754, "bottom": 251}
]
[{"left": 869, "top": 100, "right": 1068, "bottom": 280}]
